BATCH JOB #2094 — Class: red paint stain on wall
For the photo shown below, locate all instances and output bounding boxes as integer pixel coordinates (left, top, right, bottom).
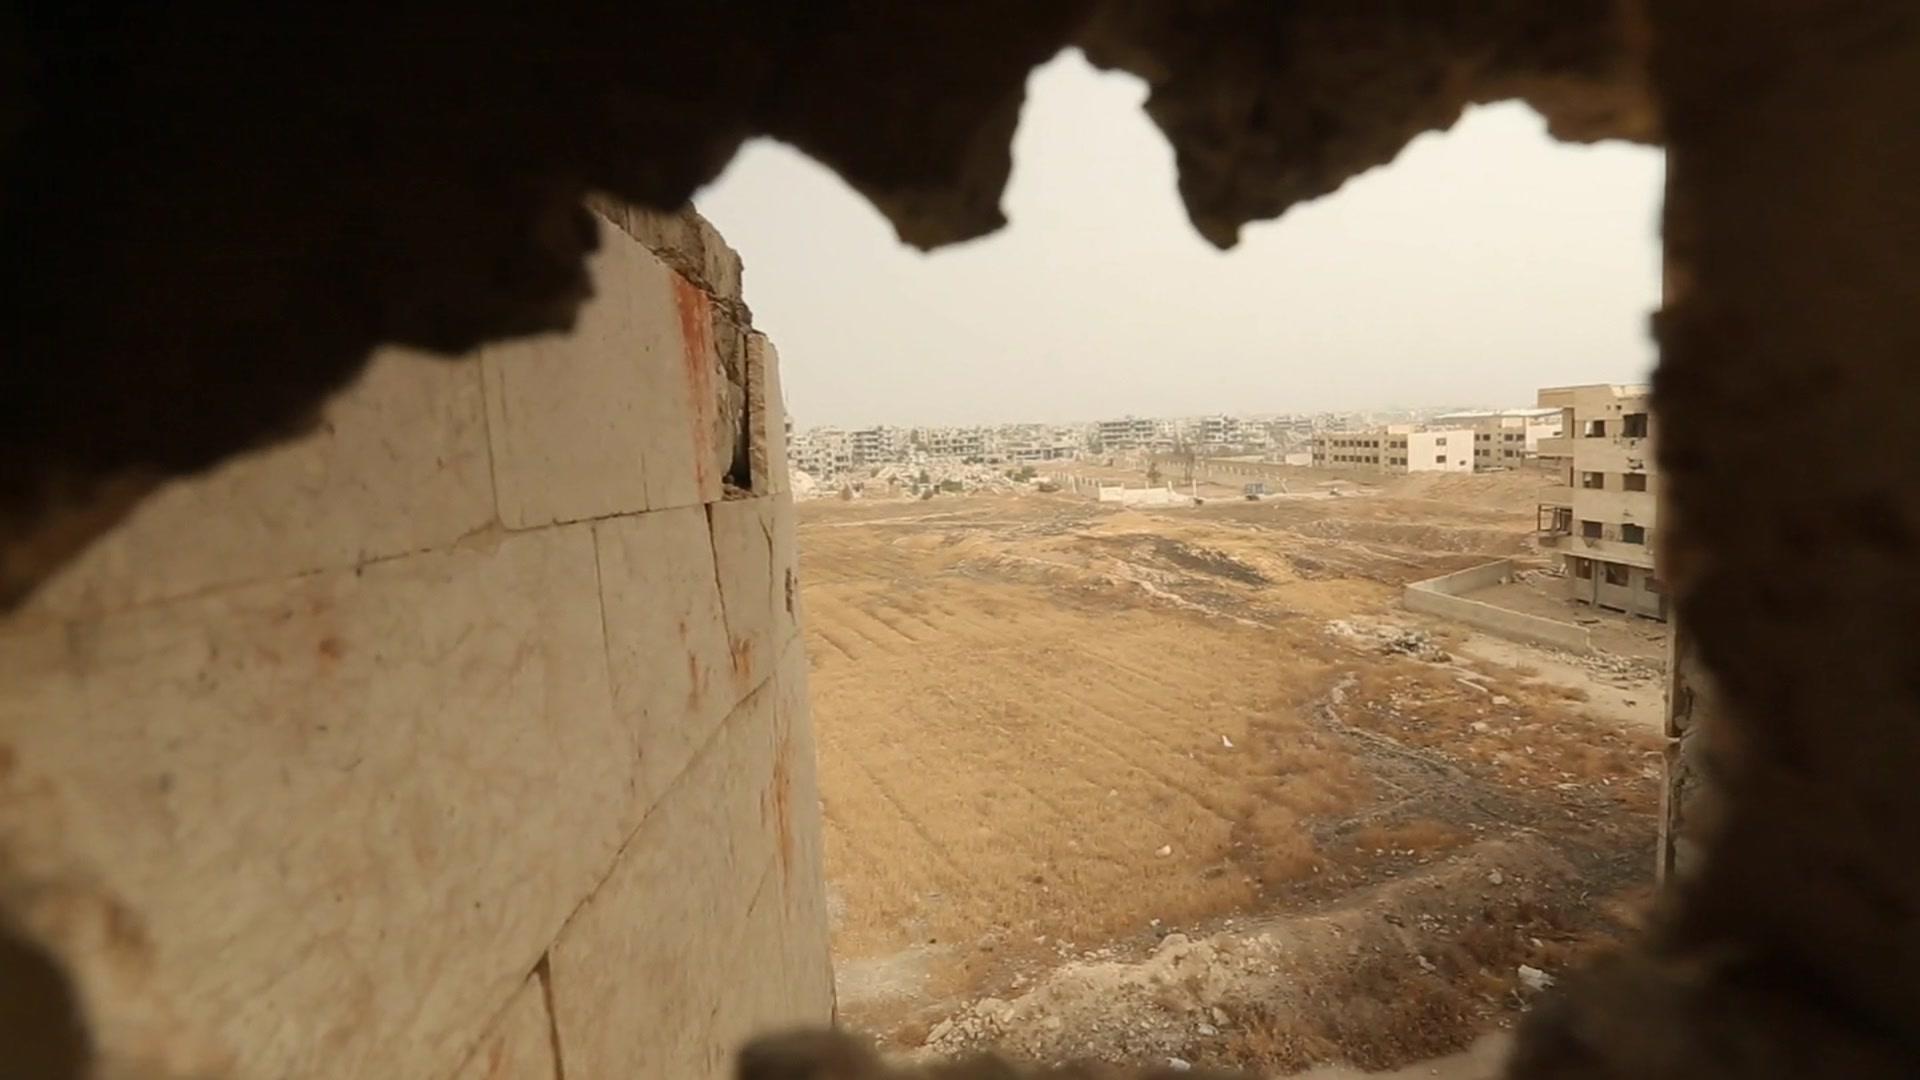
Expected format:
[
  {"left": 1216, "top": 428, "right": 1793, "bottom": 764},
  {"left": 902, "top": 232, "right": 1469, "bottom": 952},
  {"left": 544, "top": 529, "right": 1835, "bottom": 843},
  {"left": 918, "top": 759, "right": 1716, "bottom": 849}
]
[
  {"left": 767, "top": 731, "right": 796, "bottom": 888},
  {"left": 672, "top": 274, "right": 715, "bottom": 492}
]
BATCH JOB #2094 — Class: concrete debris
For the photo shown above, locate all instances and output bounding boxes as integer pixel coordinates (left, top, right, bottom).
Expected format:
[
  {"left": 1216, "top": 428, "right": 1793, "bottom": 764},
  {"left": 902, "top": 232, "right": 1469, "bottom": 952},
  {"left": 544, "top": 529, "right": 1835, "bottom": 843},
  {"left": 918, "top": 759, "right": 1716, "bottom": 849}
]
[
  {"left": 1156, "top": 844, "right": 1174, "bottom": 858},
  {"left": 916, "top": 847, "right": 1582, "bottom": 1068},
  {"left": 1578, "top": 651, "right": 1662, "bottom": 682},
  {"left": 1326, "top": 619, "right": 1454, "bottom": 663},
  {"left": 1518, "top": 965, "right": 1555, "bottom": 993}
]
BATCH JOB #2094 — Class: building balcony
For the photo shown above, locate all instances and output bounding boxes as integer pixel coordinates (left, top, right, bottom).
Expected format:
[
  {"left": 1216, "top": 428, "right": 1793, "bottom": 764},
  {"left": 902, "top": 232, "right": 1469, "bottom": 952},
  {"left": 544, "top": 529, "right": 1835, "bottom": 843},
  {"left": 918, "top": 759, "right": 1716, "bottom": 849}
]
[
  {"left": 1536, "top": 502, "right": 1574, "bottom": 542},
  {"left": 1564, "top": 534, "right": 1658, "bottom": 570},
  {"left": 1535, "top": 436, "right": 1573, "bottom": 457}
]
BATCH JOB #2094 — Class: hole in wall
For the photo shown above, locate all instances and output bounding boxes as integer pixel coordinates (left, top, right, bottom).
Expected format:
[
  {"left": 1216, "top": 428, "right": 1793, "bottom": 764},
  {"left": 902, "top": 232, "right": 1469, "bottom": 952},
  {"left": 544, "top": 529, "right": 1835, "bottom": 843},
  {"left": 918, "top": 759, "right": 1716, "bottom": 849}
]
[{"left": 699, "top": 47, "right": 1668, "bottom": 1074}]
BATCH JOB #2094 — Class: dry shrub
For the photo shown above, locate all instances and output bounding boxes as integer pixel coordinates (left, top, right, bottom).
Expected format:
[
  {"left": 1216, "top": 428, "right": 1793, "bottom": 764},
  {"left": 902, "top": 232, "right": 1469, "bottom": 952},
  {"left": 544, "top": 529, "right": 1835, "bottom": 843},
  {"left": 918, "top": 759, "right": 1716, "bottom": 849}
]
[
  {"left": 1220, "top": 950, "right": 1483, "bottom": 1074},
  {"left": 1242, "top": 805, "right": 1321, "bottom": 884},
  {"left": 1219, "top": 894, "right": 1586, "bottom": 1074},
  {"left": 1226, "top": 1009, "right": 1341, "bottom": 1073}
]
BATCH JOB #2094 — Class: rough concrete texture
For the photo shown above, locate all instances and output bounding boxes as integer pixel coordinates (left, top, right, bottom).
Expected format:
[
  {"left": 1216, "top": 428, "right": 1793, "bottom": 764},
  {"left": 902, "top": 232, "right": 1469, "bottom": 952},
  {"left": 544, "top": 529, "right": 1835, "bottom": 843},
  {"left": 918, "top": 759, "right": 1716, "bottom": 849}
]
[
  {"left": 1656, "top": 623, "right": 1719, "bottom": 884},
  {"left": 3, "top": 2, "right": 1919, "bottom": 1078},
  {"left": 1499, "top": 5, "right": 1920, "bottom": 1077},
  {"left": 0, "top": 208, "right": 829, "bottom": 1077},
  {"left": 0, "top": 1, "right": 1651, "bottom": 604}
]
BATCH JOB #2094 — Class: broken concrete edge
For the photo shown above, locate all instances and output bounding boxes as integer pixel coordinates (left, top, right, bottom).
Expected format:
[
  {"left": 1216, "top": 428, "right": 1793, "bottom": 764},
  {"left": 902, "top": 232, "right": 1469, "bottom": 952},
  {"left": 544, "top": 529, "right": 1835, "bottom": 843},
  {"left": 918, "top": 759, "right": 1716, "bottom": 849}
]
[
  {"left": 583, "top": 194, "right": 761, "bottom": 504},
  {"left": 586, "top": 193, "right": 747, "bottom": 317},
  {"left": 0, "top": 4, "right": 1661, "bottom": 610}
]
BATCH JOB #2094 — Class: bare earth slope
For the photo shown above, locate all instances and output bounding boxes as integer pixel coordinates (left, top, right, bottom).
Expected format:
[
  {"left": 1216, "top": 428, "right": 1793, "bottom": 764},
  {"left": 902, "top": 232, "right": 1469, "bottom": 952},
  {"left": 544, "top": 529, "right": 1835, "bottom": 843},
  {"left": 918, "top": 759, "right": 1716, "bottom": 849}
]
[{"left": 798, "top": 475, "right": 1662, "bottom": 1074}]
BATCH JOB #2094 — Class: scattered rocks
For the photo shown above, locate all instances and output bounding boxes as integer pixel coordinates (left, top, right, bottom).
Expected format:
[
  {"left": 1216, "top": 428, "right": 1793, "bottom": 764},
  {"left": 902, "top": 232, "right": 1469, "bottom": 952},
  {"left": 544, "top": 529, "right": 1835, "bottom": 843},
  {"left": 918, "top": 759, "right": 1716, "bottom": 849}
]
[
  {"left": 1326, "top": 620, "right": 1448, "bottom": 662},
  {"left": 1518, "top": 964, "right": 1556, "bottom": 993},
  {"left": 1579, "top": 652, "right": 1662, "bottom": 682}
]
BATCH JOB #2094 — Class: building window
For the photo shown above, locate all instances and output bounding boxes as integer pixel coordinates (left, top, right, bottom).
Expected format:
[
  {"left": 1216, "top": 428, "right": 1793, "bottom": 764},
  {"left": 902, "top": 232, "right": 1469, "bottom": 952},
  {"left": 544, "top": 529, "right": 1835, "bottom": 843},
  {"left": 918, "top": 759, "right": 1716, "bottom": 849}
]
[
  {"left": 1573, "top": 558, "right": 1593, "bottom": 579},
  {"left": 1623, "top": 472, "right": 1648, "bottom": 492},
  {"left": 1582, "top": 471, "right": 1605, "bottom": 489},
  {"left": 1644, "top": 575, "right": 1664, "bottom": 594},
  {"left": 1434, "top": 454, "right": 1448, "bottom": 464},
  {"left": 1622, "top": 412, "right": 1649, "bottom": 438},
  {"left": 1585, "top": 419, "right": 1607, "bottom": 437},
  {"left": 1603, "top": 563, "right": 1631, "bottom": 586},
  {"left": 1581, "top": 520, "right": 1604, "bottom": 539},
  {"left": 1434, "top": 437, "right": 1447, "bottom": 446},
  {"left": 1621, "top": 523, "right": 1647, "bottom": 544}
]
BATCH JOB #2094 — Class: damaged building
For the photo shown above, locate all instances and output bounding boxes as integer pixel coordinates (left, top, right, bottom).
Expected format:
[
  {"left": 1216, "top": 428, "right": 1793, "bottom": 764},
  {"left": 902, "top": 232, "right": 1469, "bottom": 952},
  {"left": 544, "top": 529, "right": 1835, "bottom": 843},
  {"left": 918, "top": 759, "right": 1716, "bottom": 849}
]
[{"left": 1536, "top": 383, "right": 1664, "bottom": 620}]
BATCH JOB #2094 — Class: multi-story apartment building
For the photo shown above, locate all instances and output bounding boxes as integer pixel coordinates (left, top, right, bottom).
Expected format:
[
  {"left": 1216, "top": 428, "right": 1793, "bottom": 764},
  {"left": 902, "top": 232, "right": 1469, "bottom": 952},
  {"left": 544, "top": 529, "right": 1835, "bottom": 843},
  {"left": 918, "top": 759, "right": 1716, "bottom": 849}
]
[
  {"left": 848, "top": 425, "right": 908, "bottom": 466},
  {"left": 1184, "top": 414, "right": 1245, "bottom": 449},
  {"left": 915, "top": 426, "right": 988, "bottom": 460},
  {"left": 1280, "top": 414, "right": 1315, "bottom": 438},
  {"left": 1311, "top": 427, "right": 1473, "bottom": 472},
  {"left": 1408, "top": 428, "right": 1475, "bottom": 472},
  {"left": 1095, "top": 416, "right": 1164, "bottom": 450},
  {"left": 1435, "top": 408, "right": 1564, "bottom": 470},
  {"left": 1003, "top": 442, "right": 1077, "bottom": 463},
  {"left": 1535, "top": 383, "right": 1664, "bottom": 620},
  {"left": 1313, "top": 430, "right": 1390, "bottom": 468},
  {"left": 789, "top": 427, "right": 853, "bottom": 481}
]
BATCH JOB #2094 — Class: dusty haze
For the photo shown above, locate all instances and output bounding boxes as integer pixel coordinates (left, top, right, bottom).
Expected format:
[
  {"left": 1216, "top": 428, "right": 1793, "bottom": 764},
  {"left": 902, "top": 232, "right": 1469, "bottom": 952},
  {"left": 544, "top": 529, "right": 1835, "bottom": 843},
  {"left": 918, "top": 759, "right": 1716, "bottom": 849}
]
[{"left": 698, "top": 51, "right": 1664, "bottom": 429}]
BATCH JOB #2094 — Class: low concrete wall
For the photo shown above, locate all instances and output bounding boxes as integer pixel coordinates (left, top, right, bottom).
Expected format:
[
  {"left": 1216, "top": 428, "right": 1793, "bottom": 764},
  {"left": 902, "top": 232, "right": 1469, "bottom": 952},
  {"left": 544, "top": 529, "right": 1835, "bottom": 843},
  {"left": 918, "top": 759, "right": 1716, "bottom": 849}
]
[
  {"left": 0, "top": 205, "right": 831, "bottom": 1077},
  {"left": 1095, "top": 485, "right": 1194, "bottom": 507},
  {"left": 1403, "top": 560, "right": 1592, "bottom": 653},
  {"left": 1163, "top": 456, "right": 1309, "bottom": 489}
]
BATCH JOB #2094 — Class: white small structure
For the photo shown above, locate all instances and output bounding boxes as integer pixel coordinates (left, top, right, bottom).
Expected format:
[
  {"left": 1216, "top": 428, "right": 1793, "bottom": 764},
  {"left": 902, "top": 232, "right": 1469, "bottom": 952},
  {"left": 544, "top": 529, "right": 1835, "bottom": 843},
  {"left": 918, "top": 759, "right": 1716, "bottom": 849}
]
[
  {"left": 1406, "top": 428, "right": 1475, "bottom": 472},
  {"left": 1096, "top": 484, "right": 1196, "bottom": 507}
]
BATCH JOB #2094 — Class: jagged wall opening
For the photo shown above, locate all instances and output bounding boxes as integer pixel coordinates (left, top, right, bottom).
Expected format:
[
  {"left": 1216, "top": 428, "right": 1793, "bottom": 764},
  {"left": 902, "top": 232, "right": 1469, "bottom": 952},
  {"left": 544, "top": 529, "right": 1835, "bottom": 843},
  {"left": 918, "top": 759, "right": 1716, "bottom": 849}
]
[{"left": 4, "top": 3, "right": 1919, "bottom": 1077}]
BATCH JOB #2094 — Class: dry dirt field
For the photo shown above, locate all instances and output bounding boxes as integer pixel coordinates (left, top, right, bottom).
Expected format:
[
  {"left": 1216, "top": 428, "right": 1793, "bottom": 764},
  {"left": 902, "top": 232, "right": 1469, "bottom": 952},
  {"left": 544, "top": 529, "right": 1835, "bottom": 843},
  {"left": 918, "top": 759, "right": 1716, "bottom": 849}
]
[{"left": 797, "top": 469, "right": 1666, "bottom": 1075}]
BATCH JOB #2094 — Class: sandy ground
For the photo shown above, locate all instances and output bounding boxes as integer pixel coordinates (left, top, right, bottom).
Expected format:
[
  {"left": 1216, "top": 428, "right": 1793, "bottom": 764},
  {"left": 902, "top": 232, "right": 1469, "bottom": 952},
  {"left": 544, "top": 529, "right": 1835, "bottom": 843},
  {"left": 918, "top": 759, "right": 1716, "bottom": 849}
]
[{"left": 797, "top": 469, "right": 1665, "bottom": 1074}]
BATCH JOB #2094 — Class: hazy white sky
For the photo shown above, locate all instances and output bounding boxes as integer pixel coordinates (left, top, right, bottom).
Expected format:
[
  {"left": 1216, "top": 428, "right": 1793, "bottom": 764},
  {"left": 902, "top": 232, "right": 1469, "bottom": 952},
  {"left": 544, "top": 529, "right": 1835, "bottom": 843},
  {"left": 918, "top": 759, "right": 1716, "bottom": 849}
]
[{"left": 697, "top": 51, "right": 1664, "bottom": 430}]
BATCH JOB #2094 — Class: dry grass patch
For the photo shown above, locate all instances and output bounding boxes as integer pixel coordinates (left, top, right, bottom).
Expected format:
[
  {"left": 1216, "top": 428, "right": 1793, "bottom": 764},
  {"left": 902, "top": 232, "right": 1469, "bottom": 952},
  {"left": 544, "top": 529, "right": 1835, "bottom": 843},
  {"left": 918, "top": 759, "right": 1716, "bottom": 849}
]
[{"left": 795, "top": 493, "right": 1662, "bottom": 1048}]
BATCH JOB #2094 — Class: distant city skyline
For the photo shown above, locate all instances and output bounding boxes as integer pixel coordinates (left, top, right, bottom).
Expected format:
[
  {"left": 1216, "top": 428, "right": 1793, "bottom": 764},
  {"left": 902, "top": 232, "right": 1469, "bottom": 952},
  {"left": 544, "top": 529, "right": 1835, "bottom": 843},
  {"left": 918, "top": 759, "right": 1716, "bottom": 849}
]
[
  {"left": 781, "top": 402, "right": 1549, "bottom": 434},
  {"left": 698, "top": 50, "right": 1665, "bottom": 430}
]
